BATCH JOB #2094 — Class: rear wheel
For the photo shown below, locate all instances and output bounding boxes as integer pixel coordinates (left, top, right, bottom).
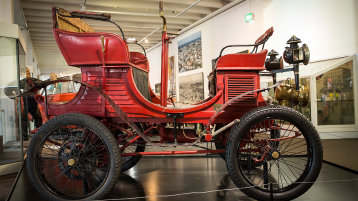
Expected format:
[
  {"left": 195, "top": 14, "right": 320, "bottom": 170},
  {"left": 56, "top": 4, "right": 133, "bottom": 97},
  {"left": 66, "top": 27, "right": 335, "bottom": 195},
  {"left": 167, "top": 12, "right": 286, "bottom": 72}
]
[
  {"left": 226, "top": 105, "right": 322, "bottom": 201},
  {"left": 26, "top": 113, "right": 121, "bottom": 201}
]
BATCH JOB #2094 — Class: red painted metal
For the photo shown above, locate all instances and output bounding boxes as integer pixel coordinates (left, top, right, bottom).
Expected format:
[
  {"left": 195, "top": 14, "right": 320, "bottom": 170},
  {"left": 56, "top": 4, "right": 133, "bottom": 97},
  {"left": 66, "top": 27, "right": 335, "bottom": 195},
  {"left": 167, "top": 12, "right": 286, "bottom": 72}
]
[
  {"left": 255, "top": 27, "right": 274, "bottom": 45},
  {"left": 30, "top": 128, "right": 39, "bottom": 134},
  {"left": 120, "top": 135, "right": 141, "bottom": 151},
  {"left": 53, "top": 29, "right": 130, "bottom": 66},
  {"left": 130, "top": 52, "right": 149, "bottom": 71},
  {"left": 34, "top": 94, "right": 48, "bottom": 123},
  {"left": 160, "top": 31, "right": 169, "bottom": 107},
  {"left": 205, "top": 134, "right": 213, "bottom": 141},
  {"left": 206, "top": 73, "right": 267, "bottom": 129},
  {"left": 25, "top": 12, "right": 319, "bottom": 201},
  {"left": 216, "top": 49, "right": 267, "bottom": 70},
  {"left": 48, "top": 93, "right": 76, "bottom": 103},
  {"left": 122, "top": 149, "right": 224, "bottom": 156},
  {"left": 39, "top": 9, "right": 279, "bottom": 146},
  {"left": 123, "top": 70, "right": 223, "bottom": 115},
  {"left": 253, "top": 153, "right": 268, "bottom": 163}
]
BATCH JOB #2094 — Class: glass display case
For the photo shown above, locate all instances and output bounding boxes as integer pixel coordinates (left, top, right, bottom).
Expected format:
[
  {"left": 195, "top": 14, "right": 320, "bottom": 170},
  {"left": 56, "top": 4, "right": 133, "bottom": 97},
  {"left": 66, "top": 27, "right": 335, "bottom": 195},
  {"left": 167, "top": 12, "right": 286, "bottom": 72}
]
[
  {"left": 316, "top": 61, "right": 355, "bottom": 125},
  {"left": 0, "top": 22, "right": 26, "bottom": 175},
  {"left": 262, "top": 55, "right": 357, "bottom": 135},
  {"left": 0, "top": 30, "right": 24, "bottom": 174}
]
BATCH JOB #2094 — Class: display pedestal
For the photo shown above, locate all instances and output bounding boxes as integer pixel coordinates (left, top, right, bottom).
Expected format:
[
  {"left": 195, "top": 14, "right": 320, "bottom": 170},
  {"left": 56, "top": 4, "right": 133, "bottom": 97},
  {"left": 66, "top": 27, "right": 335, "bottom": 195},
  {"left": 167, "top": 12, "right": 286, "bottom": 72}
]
[{"left": 322, "top": 139, "right": 358, "bottom": 172}]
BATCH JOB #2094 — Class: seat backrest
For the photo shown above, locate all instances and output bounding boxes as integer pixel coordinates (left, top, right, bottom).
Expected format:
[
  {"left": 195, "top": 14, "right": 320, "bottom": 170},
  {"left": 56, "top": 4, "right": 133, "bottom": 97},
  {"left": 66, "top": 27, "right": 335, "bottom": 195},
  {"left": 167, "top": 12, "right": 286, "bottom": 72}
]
[
  {"left": 130, "top": 52, "right": 149, "bottom": 71},
  {"left": 52, "top": 8, "right": 95, "bottom": 32},
  {"left": 255, "top": 27, "right": 274, "bottom": 45},
  {"left": 52, "top": 8, "right": 130, "bottom": 66}
]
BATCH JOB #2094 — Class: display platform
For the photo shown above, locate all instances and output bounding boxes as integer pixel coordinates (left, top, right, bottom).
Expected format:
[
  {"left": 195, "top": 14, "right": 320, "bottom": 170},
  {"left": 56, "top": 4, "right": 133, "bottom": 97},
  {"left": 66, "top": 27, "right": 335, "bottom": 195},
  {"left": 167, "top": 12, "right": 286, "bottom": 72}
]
[{"left": 7, "top": 156, "right": 358, "bottom": 201}]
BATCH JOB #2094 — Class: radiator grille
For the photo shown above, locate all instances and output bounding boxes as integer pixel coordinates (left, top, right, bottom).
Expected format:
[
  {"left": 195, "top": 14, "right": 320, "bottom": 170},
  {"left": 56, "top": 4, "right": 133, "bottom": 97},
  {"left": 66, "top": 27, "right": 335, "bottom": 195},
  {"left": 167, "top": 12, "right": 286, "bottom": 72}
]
[{"left": 227, "top": 77, "right": 256, "bottom": 101}]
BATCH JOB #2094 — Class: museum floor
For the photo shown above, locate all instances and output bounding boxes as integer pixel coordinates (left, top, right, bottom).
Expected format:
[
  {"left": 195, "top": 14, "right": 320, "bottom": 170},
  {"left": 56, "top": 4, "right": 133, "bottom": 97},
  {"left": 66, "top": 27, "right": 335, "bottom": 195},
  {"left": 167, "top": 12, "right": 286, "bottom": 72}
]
[{"left": 5, "top": 156, "right": 358, "bottom": 201}]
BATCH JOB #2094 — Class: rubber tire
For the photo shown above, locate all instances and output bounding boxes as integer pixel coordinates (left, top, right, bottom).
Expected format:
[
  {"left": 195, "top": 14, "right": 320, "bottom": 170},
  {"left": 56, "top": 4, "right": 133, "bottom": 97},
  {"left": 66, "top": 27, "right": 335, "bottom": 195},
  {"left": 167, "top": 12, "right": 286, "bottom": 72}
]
[
  {"left": 120, "top": 139, "right": 145, "bottom": 172},
  {"left": 225, "top": 105, "right": 323, "bottom": 201},
  {"left": 26, "top": 113, "right": 121, "bottom": 201}
]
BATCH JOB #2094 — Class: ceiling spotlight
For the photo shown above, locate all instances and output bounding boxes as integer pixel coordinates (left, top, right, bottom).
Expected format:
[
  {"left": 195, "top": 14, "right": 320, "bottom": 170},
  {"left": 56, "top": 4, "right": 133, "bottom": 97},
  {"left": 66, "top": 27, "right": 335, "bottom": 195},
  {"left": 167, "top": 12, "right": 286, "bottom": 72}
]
[
  {"left": 144, "top": 38, "right": 149, "bottom": 43},
  {"left": 127, "top": 38, "right": 136, "bottom": 43}
]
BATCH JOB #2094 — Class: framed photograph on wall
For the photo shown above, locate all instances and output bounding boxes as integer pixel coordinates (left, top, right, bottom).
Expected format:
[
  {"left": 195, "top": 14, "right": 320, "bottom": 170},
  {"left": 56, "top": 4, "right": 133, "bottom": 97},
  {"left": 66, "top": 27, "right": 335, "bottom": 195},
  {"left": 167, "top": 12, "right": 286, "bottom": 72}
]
[
  {"left": 178, "top": 31, "right": 202, "bottom": 73},
  {"left": 155, "top": 83, "right": 161, "bottom": 95},
  {"left": 178, "top": 72, "right": 204, "bottom": 104},
  {"left": 168, "top": 56, "right": 176, "bottom": 97}
]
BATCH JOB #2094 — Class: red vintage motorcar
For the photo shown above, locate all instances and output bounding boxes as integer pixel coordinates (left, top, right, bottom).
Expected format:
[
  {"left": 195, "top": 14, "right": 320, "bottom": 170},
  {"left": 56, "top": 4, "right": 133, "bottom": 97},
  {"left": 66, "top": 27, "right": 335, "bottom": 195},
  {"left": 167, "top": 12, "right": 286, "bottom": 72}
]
[{"left": 25, "top": 3, "right": 322, "bottom": 201}]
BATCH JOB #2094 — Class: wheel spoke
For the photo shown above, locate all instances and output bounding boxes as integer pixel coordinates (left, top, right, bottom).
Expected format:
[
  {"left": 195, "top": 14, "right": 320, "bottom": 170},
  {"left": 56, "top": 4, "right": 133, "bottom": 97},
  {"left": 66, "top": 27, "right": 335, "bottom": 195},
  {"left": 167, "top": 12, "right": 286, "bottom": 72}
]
[
  {"left": 263, "top": 162, "right": 269, "bottom": 188},
  {"left": 282, "top": 142, "right": 308, "bottom": 154},
  {"left": 280, "top": 158, "right": 306, "bottom": 173}
]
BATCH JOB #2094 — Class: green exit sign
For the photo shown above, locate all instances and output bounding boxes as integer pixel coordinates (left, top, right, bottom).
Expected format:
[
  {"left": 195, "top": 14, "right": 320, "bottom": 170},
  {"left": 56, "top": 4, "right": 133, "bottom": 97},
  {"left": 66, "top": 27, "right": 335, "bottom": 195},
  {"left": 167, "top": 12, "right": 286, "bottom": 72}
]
[{"left": 245, "top": 12, "right": 255, "bottom": 22}]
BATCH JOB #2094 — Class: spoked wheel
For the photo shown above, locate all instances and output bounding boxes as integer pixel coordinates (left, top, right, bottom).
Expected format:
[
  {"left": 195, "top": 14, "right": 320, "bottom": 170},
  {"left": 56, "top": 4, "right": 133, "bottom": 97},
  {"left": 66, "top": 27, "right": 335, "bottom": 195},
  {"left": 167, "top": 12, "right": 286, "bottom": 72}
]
[
  {"left": 26, "top": 113, "right": 121, "bottom": 201},
  {"left": 116, "top": 129, "right": 145, "bottom": 172},
  {"left": 226, "top": 105, "right": 323, "bottom": 201}
]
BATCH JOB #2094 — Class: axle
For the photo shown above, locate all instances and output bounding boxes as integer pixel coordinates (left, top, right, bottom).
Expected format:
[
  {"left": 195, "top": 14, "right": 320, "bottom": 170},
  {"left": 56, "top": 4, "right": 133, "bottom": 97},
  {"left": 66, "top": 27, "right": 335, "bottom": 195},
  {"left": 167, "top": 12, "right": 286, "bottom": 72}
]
[{"left": 121, "top": 149, "right": 224, "bottom": 156}]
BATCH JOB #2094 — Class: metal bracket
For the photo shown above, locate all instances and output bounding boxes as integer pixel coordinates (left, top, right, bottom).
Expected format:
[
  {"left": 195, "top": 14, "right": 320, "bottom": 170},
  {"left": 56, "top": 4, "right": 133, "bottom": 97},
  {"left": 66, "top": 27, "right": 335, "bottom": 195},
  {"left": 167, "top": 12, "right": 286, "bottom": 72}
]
[
  {"left": 166, "top": 113, "right": 184, "bottom": 118},
  {"left": 259, "top": 67, "right": 294, "bottom": 76},
  {"left": 272, "top": 67, "right": 294, "bottom": 74},
  {"left": 211, "top": 119, "right": 240, "bottom": 138},
  {"left": 166, "top": 113, "right": 184, "bottom": 143}
]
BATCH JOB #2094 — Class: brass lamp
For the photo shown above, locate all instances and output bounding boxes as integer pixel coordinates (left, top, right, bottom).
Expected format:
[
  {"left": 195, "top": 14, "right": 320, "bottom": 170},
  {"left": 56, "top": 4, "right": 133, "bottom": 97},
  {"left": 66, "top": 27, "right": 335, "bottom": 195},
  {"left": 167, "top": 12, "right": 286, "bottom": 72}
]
[{"left": 275, "top": 79, "right": 310, "bottom": 107}]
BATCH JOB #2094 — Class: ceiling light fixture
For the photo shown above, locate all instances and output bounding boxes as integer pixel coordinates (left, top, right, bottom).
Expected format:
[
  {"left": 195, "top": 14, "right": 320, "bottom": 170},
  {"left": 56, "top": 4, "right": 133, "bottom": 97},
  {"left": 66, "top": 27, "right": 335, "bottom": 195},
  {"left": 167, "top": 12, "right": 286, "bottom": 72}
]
[
  {"left": 89, "top": 23, "right": 157, "bottom": 29},
  {"left": 87, "top": 10, "right": 158, "bottom": 17},
  {"left": 127, "top": 38, "right": 137, "bottom": 43},
  {"left": 144, "top": 38, "right": 149, "bottom": 43}
]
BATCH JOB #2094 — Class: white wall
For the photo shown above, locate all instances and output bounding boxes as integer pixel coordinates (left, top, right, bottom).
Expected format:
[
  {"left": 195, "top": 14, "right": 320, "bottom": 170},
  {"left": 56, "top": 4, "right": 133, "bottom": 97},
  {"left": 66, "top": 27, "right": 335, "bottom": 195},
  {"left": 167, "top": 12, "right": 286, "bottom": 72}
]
[
  {"left": 22, "top": 32, "right": 40, "bottom": 77},
  {"left": 14, "top": 0, "right": 41, "bottom": 78},
  {"left": 0, "top": 0, "right": 14, "bottom": 24},
  {"left": 0, "top": 0, "right": 18, "bottom": 87},
  {"left": 147, "top": 0, "right": 358, "bottom": 100},
  {"left": 0, "top": 37, "right": 17, "bottom": 87},
  {"left": 36, "top": 51, "right": 81, "bottom": 76}
]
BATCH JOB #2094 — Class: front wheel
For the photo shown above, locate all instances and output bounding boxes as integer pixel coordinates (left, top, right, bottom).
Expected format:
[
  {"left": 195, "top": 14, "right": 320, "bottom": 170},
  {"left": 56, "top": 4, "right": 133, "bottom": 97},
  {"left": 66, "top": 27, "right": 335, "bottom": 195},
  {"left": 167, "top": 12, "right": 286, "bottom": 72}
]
[
  {"left": 26, "top": 113, "right": 121, "bottom": 201},
  {"left": 226, "top": 105, "right": 323, "bottom": 201}
]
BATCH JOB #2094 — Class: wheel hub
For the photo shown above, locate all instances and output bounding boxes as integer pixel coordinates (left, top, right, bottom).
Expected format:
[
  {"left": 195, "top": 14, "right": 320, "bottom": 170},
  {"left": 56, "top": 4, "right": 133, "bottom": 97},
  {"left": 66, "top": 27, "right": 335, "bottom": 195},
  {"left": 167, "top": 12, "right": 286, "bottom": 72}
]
[
  {"left": 68, "top": 158, "right": 75, "bottom": 166},
  {"left": 271, "top": 151, "right": 280, "bottom": 159}
]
